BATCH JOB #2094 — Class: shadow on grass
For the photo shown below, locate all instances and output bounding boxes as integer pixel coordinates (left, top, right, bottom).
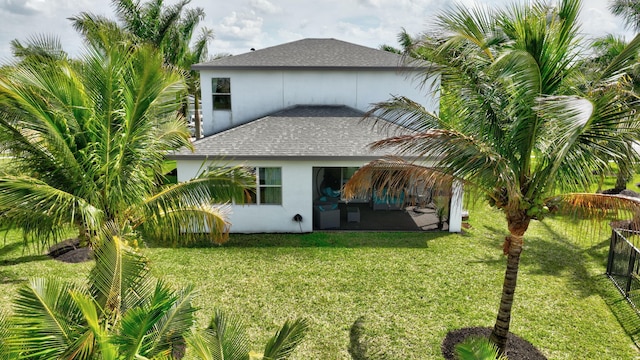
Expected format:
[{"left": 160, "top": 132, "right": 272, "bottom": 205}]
[
  {"left": 596, "top": 275, "right": 640, "bottom": 349},
  {"left": 148, "top": 231, "right": 451, "bottom": 249},
  {"left": 0, "top": 254, "right": 50, "bottom": 266},
  {"left": 0, "top": 269, "right": 27, "bottom": 284}
]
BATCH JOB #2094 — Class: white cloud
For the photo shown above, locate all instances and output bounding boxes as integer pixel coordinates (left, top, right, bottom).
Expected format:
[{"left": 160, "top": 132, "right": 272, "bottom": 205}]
[
  {"left": 217, "top": 10, "right": 265, "bottom": 41},
  {"left": 249, "top": 0, "right": 281, "bottom": 15},
  {"left": 0, "top": 0, "right": 41, "bottom": 15}
]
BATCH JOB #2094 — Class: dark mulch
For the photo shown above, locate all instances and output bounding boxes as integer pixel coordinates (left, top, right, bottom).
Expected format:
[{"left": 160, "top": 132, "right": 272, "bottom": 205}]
[
  {"left": 48, "top": 238, "right": 93, "bottom": 263},
  {"left": 441, "top": 327, "right": 547, "bottom": 360}
]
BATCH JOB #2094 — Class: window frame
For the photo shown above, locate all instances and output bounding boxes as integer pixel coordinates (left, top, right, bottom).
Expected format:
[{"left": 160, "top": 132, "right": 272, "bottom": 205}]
[
  {"left": 211, "top": 77, "right": 231, "bottom": 111},
  {"left": 245, "top": 167, "right": 282, "bottom": 205}
]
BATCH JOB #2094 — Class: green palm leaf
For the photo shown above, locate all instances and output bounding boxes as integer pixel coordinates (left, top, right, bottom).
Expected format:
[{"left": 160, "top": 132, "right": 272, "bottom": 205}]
[
  {"left": 115, "top": 282, "right": 196, "bottom": 359},
  {"left": 187, "top": 309, "right": 251, "bottom": 360},
  {"left": 262, "top": 318, "right": 309, "bottom": 360},
  {"left": 89, "top": 224, "right": 154, "bottom": 317},
  {"left": 7, "top": 278, "right": 86, "bottom": 359}
]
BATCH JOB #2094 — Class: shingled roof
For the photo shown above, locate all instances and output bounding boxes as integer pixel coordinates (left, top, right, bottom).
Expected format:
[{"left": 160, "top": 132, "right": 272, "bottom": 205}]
[
  {"left": 169, "top": 105, "right": 413, "bottom": 160},
  {"left": 192, "top": 38, "right": 423, "bottom": 71}
]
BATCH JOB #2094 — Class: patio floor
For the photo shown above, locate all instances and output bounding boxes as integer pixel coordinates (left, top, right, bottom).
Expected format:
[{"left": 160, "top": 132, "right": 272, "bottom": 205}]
[{"left": 313, "top": 202, "right": 446, "bottom": 231}]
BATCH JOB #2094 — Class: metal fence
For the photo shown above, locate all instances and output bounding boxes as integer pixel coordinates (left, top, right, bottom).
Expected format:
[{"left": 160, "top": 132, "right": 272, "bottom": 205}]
[{"left": 607, "top": 228, "right": 640, "bottom": 308}]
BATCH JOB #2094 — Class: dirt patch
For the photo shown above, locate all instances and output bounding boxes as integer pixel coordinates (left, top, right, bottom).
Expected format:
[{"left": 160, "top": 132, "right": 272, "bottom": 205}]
[{"left": 441, "top": 327, "right": 547, "bottom": 360}]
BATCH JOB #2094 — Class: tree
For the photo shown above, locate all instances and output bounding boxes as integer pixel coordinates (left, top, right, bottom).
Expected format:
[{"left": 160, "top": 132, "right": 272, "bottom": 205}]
[
  {"left": 610, "top": 0, "right": 640, "bottom": 32},
  {"left": 70, "top": 0, "right": 213, "bottom": 139},
  {"left": 0, "top": 226, "right": 308, "bottom": 360},
  {"left": 585, "top": 34, "right": 640, "bottom": 190},
  {"left": 344, "top": 0, "right": 640, "bottom": 354},
  {"left": 0, "top": 32, "right": 253, "bottom": 247},
  {"left": 1, "top": 227, "right": 196, "bottom": 359}
]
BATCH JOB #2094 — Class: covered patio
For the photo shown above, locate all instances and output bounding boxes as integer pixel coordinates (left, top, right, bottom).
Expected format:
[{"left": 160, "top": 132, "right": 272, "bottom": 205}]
[{"left": 313, "top": 202, "right": 447, "bottom": 231}]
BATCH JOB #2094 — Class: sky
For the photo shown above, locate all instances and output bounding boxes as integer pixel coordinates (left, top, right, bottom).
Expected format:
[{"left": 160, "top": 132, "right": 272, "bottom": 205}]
[{"left": 0, "top": 0, "right": 636, "bottom": 62}]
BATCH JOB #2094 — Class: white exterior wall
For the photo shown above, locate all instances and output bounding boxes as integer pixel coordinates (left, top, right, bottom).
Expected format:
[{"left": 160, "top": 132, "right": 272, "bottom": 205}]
[
  {"left": 177, "top": 159, "right": 370, "bottom": 233},
  {"left": 199, "top": 69, "right": 438, "bottom": 135}
]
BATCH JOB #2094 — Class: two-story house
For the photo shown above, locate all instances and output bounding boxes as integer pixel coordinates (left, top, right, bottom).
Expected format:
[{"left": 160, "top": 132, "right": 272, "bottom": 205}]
[{"left": 169, "top": 38, "right": 463, "bottom": 233}]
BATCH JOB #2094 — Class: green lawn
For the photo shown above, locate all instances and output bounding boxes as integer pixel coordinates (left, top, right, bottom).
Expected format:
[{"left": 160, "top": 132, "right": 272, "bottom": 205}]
[{"left": 0, "top": 203, "right": 638, "bottom": 359}]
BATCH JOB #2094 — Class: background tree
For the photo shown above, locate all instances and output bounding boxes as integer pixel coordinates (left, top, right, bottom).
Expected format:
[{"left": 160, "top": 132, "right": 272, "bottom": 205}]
[
  {"left": 345, "top": 0, "right": 640, "bottom": 354},
  {"left": 583, "top": 34, "right": 640, "bottom": 190},
  {"left": 70, "top": 0, "right": 212, "bottom": 139},
  {"left": 610, "top": 0, "right": 640, "bottom": 32},
  {"left": 0, "top": 32, "right": 252, "bottom": 248}
]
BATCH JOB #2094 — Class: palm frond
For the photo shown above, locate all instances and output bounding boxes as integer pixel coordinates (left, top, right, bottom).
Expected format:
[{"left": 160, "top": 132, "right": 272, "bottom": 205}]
[
  {"left": 188, "top": 308, "right": 251, "bottom": 360},
  {"left": 89, "top": 224, "right": 154, "bottom": 317},
  {"left": 69, "top": 290, "right": 118, "bottom": 360},
  {"left": 114, "top": 282, "right": 195, "bottom": 359},
  {"left": 7, "top": 278, "right": 86, "bottom": 359},
  {"left": 454, "top": 336, "right": 507, "bottom": 360},
  {"left": 262, "top": 318, "right": 309, "bottom": 360},
  {"left": 343, "top": 157, "right": 455, "bottom": 204},
  {"left": 548, "top": 193, "right": 640, "bottom": 224}
]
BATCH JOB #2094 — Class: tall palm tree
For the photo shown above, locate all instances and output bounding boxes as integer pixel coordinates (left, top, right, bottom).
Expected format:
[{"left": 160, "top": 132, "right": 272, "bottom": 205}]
[
  {"left": 0, "top": 32, "right": 253, "bottom": 247},
  {"left": 344, "top": 0, "right": 640, "bottom": 354},
  {"left": 70, "top": 0, "right": 212, "bottom": 139}
]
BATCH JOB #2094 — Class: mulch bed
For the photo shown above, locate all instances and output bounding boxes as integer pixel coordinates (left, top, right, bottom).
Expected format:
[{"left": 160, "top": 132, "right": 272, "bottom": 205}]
[
  {"left": 48, "top": 238, "right": 93, "bottom": 263},
  {"left": 441, "top": 327, "right": 547, "bottom": 360}
]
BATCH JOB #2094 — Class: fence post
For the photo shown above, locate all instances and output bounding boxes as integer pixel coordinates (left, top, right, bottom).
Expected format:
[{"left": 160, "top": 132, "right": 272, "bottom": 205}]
[
  {"left": 607, "top": 229, "right": 618, "bottom": 275},
  {"left": 626, "top": 235, "right": 636, "bottom": 297}
]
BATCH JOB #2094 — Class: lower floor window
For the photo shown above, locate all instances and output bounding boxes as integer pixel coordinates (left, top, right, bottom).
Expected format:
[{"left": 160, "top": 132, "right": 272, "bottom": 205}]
[{"left": 246, "top": 167, "right": 282, "bottom": 205}]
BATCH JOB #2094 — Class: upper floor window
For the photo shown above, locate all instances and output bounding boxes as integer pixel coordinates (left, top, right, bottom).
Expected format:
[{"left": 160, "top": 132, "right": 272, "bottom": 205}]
[
  {"left": 212, "top": 78, "right": 231, "bottom": 110},
  {"left": 245, "top": 167, "right": 282, "bottom": 205}
]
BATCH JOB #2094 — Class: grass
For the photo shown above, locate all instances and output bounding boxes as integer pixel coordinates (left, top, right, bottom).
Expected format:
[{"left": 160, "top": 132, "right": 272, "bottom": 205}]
[{"left": 0, "top": 202, "right": 639, "bottom": 359}]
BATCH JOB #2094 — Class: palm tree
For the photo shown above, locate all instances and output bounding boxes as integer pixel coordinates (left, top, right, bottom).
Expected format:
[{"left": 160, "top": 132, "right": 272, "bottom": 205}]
[
  {"left": 0, "top": 225, "right": 308, "bottom": 359},
  {"left": 0, "top": 32, "right": 253, "bottom": 247},
  {"left": 344, "top": 0, "right": 640, "bottom": 354},
  {"left": 610, "top": 0, "right": 640, "bottom": 32},
  {"left": 585, "top": 34, "right": 640, "bottom": 190},
  {"left": 188, "top": 309, "right": 309, "bottom": 360},
  {"left": 2, "top": 227, "right": 196, "bottom": 359},
  {"left": 70, "top": 0, "right": 212, "bottom": 139}
]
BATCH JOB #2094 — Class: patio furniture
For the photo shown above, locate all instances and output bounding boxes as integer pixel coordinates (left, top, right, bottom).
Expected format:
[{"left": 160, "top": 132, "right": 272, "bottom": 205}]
[
  {"left": 347, "top": 206, "right": 360, "bottom": 223},
  {"left": 371, "top": 188, "right": 405, "bottom": 210},
  {"left": 314, "top": 206, "right": 340, "bottom": 229}
]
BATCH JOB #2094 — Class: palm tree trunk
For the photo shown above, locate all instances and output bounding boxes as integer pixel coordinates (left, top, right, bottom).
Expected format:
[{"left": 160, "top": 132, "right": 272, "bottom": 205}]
[
  {"left": 489, "top": 211, "right": 530, "bottom": 355},
  {"left": 194, "top": 91, "right": 202, "bottom": 140}
]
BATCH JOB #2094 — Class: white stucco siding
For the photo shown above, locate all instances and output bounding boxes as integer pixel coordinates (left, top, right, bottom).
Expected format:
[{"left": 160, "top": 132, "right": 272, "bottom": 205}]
[
  {"left": 176, "top": 159, "right": 315, "bottom": 233},
  {"left": 283, "top": 71, "right": 358, "bottom": 108},
  {"left": 356, "top": 71, "right": 440, "bottom": 115},
  {"left": 199, "top": 69, "right": 437, "bottom": 135}
]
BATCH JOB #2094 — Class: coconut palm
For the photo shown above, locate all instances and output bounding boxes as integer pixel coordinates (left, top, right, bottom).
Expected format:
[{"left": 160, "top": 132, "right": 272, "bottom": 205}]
[
  {"left": 187, "top": 310, "right": 309, "bottom": 360},
  {"left": 585, "top": 34, "right": 640, "bottom": 190},
  {"left": 1, "top": 227, "right": 196, "bottom": 359},
  {"left": 344, "top": 0, "right": 640, "bottom": 354},
  {"left": 70, "top": 0, "right": 212, "bottom": 139},
  {"left": 0, "top": 32, "right": 253, "bottom": 247}
]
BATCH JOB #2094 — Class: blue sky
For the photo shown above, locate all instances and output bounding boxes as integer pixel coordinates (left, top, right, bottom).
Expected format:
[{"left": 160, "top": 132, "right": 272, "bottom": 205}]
[{"left": 0, "top": 0, "right": 635, "bottom": 61}]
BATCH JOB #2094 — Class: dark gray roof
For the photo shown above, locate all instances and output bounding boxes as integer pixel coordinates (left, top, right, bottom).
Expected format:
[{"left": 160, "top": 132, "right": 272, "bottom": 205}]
[
  {"left": 169, "top": 105, "right": 413, "bottom": 160},
  {"left": 193, "top": 38, "right": 422, "bottom": 71}
]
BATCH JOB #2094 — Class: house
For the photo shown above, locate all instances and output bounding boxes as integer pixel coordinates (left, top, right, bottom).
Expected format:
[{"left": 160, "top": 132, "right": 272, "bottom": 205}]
[{"left": 169, "top": 38, "right": 463, "bottom": 233}]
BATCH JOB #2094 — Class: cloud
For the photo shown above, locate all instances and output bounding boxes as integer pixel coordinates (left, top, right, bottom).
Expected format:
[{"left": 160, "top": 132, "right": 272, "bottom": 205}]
[
  {"left": 0, "top": 0, "right": 41, "bottom": 15},
  {"left": 249, "top": 0, "right": 281, "bottom": 15},
  {"left": 217, "top": 10, "right": 264, "bottom": 42}
]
